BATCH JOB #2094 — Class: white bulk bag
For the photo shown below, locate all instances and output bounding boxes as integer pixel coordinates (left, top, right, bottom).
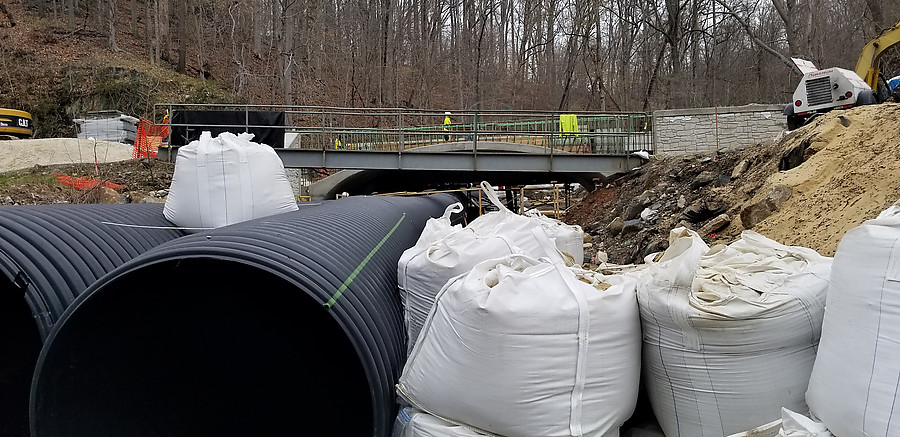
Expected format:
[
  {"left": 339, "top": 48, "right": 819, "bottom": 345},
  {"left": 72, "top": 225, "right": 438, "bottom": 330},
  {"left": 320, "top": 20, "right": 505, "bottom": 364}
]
[
  {"left": 398, "top": 233, "right": 641, "bottom": 437},
  {"left": 467, "top": 181, "right": 583, "bottom": 263},
  {"left": 397, "top": 202, "right": 465, "bottom": 313},
  {"left": 806, "top": 204, "right": 900, "bottom": 437},
  {"left": 638, "top": 228, "right": 831, "bottom": 437},
  {"left": 164, "top": 131, "right": 298, "bottom": 230},
  {"left": 393, "top": 408, "right": 488, "bottom": 437},
  {"left": 398, "top": 228, "right": 518, "bottom": 355}
]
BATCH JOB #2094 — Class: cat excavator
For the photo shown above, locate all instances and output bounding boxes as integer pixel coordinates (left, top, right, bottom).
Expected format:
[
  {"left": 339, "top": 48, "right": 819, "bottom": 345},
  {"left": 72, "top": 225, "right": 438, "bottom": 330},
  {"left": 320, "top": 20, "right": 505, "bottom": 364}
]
[{"left": 784, "top": 21, "right": 900, "bottom": 129}]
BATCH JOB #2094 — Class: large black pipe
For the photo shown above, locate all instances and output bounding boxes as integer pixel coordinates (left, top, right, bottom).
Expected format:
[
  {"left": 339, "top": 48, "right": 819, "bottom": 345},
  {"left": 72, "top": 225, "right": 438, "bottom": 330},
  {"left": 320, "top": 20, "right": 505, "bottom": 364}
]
[
  {"left": 0, "top": 203, "right": 186, "bottom": 437},
  {"left": 32, "top": 194, "right": 458, "bottom": 437}
]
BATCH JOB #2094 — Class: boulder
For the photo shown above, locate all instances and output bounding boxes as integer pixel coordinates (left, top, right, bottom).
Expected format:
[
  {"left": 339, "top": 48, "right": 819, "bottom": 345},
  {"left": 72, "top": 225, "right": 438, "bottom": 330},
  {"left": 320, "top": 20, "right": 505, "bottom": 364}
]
[
  {"left": 740, "top": 185, "right": 792, "bottom": 228},
  {"left": 625, "top": 191, "right": 654, "bottom": 220},
  {"left": 699, "top": 213, "right": 731, "bottom": 236},
  {"left": 731, "top": 159, "right": 750, "bottom": 179},
  {"left": 690, "top": 171, "right": 717, "bottom": 189},
  {"left": 98, "top": 186, "right": 124, "bottom": 204},
  {"left": 608, "top": 217, "right": 624, "bottom": 236},
  {"left": 621, "top": 219, "right": 643, "bottom": 235}
]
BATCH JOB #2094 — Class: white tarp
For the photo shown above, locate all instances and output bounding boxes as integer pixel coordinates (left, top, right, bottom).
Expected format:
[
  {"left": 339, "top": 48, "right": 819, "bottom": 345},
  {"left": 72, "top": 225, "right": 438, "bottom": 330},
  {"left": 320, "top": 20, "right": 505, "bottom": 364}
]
[
  {"left": 164, "top": 131, "right": 298, "bottom": 230},
  {"left": 777, "top": 409, "right": 832, "bottom": 437},
  {"left": 467, "top": 181, "right": 584, "bottom": 263},
  {"left": 806, "top": 203, "right": 900, "bottom": 437},
  {"left": 398, "top": 230, "right": 641, "bottom": 437},
  {"left": 637, "top": 228, "right": 831, "bottom": 437}
]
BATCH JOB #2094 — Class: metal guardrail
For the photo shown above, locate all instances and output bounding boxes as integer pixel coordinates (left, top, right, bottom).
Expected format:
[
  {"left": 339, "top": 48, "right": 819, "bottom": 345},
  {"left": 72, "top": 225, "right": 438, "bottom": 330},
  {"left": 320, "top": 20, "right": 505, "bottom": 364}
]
[{"left": 155, "top": 104, "right": 653, "bottom": 156}]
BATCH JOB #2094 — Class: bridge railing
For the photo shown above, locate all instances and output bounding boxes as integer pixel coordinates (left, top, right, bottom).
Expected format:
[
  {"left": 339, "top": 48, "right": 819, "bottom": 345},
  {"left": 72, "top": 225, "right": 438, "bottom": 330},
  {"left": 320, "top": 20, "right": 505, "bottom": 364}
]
[{"left": 155, "top": 104, "right": 653, "bottom": 155}]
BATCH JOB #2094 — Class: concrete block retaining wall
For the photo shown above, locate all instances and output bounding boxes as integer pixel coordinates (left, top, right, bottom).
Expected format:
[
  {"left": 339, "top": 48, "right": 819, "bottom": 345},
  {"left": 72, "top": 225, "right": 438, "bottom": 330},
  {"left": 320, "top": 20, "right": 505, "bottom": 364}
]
[{"left": 652, "top": 104, "right": 786, "bottom": 154}]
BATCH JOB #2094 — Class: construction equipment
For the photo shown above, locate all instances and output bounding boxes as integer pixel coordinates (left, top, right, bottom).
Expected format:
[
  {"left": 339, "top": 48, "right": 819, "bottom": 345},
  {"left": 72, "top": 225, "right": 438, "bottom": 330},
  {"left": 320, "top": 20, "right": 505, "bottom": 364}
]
[
  {"left": 784, "top": 21, "right": 900, "bottom": 129},
  {"left": 0, "top": 108, "right": 32, "bottom": 139}
]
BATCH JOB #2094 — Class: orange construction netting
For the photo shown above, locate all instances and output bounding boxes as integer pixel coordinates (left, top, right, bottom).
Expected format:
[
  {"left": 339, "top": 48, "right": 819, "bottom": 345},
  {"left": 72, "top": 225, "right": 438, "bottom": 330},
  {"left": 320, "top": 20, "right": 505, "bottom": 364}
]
[{"left": 133, "top": 115, "right": 169, "bottom": 159}]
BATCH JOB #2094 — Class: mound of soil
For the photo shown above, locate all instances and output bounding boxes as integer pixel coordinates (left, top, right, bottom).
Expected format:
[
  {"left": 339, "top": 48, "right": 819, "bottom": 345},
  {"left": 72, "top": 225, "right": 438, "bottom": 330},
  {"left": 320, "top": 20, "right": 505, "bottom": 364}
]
[{"left": 566, "top": 103, "right": 900, "bottom": 264}]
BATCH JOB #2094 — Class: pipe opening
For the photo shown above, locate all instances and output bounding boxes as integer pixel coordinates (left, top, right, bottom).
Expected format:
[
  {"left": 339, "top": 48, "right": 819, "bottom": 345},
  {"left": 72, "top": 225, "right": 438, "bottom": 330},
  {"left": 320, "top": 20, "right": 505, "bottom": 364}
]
[
  {"left": 0, "top": 280, "right": 42, "bottom": 437},
  {"left": 34, "top": 258, "right": 372, "bottom": 437}
]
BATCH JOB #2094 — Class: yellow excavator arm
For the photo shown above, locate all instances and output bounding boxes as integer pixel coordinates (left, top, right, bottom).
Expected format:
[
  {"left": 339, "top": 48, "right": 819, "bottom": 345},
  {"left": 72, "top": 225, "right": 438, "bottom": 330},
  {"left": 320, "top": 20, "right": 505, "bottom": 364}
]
[{"left": 855, "top": 21, "right": 900, "bottom": 89}]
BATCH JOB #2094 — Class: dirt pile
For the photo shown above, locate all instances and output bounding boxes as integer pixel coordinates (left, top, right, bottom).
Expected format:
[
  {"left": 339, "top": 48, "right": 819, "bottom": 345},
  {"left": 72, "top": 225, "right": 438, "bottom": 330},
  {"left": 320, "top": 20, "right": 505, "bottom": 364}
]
[
  {"left": 0, "top": 158, "right": 174, "bottom": 206},
  {"left": 566, "top": 103, "right": 900, "bottom": 264}
]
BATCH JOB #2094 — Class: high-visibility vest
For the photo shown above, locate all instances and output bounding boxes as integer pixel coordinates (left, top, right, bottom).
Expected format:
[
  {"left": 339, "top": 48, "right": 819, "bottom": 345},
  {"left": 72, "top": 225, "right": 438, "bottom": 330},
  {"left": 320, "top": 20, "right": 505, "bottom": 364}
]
[
  {"left": 335, "top": 138, "right": 342, "bottom": 149},
  {"left": 443, "top": 116, "right": 451, "bottom": 131}
]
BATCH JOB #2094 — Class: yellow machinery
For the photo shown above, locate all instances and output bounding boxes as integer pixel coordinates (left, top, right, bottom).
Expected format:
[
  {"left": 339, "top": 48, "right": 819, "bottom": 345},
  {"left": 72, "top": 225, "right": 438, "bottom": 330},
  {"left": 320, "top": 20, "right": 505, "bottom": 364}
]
[
  {"left": 0, "top": 108, "right": 33, "bottom": 138},
  {"left": 855, "top": 21, "right": 900, "bottom": 94}
]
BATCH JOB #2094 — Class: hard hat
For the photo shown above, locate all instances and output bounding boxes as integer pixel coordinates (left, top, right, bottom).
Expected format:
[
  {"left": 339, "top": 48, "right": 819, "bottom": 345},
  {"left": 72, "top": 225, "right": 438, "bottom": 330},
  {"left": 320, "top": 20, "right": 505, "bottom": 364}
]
[{"left": 444, "top": 111, "right": 451, "bottom": 115}]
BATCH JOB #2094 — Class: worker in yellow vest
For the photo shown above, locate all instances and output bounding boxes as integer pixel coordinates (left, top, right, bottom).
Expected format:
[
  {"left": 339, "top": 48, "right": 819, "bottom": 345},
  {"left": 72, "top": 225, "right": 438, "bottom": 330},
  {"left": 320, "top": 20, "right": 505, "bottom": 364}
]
[{"left": 443, "top": 112, "right": 451, "bottom": 141}]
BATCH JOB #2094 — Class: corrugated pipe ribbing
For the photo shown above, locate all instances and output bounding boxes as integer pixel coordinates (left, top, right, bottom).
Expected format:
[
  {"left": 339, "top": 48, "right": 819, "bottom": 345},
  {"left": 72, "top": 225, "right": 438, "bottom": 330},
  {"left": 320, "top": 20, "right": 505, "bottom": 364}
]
[
  {"left": 0, "top": 203, "right": 185, "bottom": 437},
  {"left": 31, "top": 194, "right": 459, "bottom": 437}
]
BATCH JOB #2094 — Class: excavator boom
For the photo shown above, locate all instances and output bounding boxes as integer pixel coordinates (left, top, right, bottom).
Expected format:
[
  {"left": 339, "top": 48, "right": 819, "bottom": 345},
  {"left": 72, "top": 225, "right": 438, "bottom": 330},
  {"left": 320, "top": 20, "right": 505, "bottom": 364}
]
[{"left": 855, "top": 21, "right": 900, "bottom": 89}]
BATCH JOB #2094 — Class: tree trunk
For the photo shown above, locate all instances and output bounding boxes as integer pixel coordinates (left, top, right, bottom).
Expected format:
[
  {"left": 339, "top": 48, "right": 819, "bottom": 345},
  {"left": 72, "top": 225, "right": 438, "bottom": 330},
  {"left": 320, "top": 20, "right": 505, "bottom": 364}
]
[
  {"left": 176, "top": 0, "right": 186, "bottom": 73},
  {"left": 107, "top": 0, "right": 119, "bottom": 52}
]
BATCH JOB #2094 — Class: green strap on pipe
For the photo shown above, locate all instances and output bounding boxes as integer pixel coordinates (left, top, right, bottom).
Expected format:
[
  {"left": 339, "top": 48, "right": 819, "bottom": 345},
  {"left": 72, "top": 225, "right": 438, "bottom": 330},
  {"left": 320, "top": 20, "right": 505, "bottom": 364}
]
[{"left": 325, "top": 213, "right": 407, "bottom": 309}]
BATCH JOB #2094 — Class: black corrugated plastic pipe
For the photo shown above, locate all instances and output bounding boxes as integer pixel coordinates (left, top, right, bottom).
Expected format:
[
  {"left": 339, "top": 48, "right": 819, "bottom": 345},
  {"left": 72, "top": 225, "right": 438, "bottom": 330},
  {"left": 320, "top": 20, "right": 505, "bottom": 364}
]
[
  {"left": 0, "top": 203, "right": 186, "bottom": 437},
  {"left": 32, "top": 194, "right": 459, "bottom": 437}
]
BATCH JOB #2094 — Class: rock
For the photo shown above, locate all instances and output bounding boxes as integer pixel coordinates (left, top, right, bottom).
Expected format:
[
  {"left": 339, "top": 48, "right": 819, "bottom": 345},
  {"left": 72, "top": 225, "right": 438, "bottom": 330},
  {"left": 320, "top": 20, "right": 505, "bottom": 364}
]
[
  {"left": 608, "top": 217, "right": 624, "bottom": 236},
  {"left": 625, "top": 191, "right": 654, "bottom": 220},
  {"left": 98, "top": 187, "right": 123, "bottom": 204},
  {"left": 621, "top": 218, "right": 643, "bottom": 235},
  {"left": 699, "top": 213, "right": 731, "bottom": 236},
  {"left": 700, "top": 157, "right": 713, "bottom": 164},
  {"left": 740, "top": 185, "right": 792, "bottom": 228},
  {"left": 583, "top": 242, "right": 594, "bottom": 250},
  {"left": 690, "top": 171, "right": 717, "bottom": 189},
  {"left": 583, "top": 233, "right": 592, "bottom": 243},
  {"left": 138, "top": 195, "right": 166, "bottom": 204},
  {"left": 151, "top": 189, "right": 169, "bottom": 198},
  {"left": 683, "top": 200, "right": 728, "bottom": 223},
  {"left": 595, "top": 250, "right": 609, "bottom": 264},
  {"left": 677, "top": 195, "right": 687, "bottom": 209},
  {"left": 731, "top": 159, "right": 750, "bottom": 179},
  {"left": 4, "top": 196, "right": 12, "bottom": 204},
  {"left": 669, "top": 166, "right": 684, "bottom": 179}
]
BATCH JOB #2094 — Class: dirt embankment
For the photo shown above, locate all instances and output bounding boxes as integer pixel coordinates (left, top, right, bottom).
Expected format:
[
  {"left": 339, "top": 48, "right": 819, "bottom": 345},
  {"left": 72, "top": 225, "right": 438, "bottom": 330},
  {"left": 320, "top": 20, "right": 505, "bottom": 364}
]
[
  {"left": 0, "top": 138, "right": 173, "bottom": 205},
  {"left": 566, "top": 103, "right": 900, "bottom": 263}
]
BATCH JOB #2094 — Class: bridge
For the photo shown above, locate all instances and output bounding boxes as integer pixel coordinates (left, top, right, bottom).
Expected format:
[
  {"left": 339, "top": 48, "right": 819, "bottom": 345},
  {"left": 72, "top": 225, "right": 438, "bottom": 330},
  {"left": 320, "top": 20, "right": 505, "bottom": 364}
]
[{"left": 156, "top": 105, "right": 653, "bottom": 198}]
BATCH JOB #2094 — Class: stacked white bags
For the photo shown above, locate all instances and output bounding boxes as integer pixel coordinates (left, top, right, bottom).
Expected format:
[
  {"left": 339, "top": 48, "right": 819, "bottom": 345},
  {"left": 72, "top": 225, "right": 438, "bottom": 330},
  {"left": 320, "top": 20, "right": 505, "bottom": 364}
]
[
  {"left": 806, "top": 204, "right": 900, "bottom": 437},
  {"left": 467, "top": 182, "right": 584, "bottom": 263},
  {"left": 397, "top": 182, "right": 584, "bottom": 355},
  {"left": 164, "top": 131, "right": 298, "bottom": 230},
  {"left": 397, "top": 231, "right": 641, "bottom": 437},
  {"left": 638, "top": 228, "right": 831, "bottom": 437}
]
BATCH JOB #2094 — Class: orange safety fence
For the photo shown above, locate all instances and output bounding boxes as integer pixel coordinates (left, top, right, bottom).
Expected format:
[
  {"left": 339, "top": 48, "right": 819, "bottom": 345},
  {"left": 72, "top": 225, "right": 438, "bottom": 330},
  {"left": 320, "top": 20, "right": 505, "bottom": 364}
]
[
  {"left": 133, "top": 116, "right": 170, "bottom": 159},
  {"left": 55, "top": 174, "right": 125, "bottom": 191}
]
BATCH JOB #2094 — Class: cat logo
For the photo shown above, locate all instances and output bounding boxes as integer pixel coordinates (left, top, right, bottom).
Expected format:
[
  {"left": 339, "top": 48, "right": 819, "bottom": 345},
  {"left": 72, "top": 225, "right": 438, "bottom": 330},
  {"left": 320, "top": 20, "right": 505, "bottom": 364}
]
[{"left": 0, "top": 109, "right": 33, "bottom": 138}]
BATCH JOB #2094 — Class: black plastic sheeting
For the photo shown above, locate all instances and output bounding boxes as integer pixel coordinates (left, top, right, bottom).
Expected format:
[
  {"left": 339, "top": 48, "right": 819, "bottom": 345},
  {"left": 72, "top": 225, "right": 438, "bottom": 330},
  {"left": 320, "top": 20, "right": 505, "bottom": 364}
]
[
  {"left": 0, "top": 203, "right": 185, "bottom": 437},
  {"left": 32, "top": 194, "right": 459, "bottom": 437}
]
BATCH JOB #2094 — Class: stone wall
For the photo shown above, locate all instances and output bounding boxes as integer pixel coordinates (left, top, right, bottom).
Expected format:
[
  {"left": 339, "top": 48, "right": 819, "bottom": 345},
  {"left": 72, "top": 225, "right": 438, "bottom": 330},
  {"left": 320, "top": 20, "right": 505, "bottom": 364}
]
[{"left": 652, "top": 104, "right": 785, "bottom": 154}]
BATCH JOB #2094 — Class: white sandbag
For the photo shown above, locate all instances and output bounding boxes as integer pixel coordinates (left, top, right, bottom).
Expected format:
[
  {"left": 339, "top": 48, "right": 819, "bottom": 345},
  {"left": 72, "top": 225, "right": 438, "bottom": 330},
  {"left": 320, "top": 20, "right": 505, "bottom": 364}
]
[
  {"left": 806, "top": 203, "right": 900, "bottom": 437},
  {"left": 467, "top": 181, "right": 583, "bottom": 263},
  {"left": 637, "top": 228, "right": 831, "bottom": 437},
  {"left": 398, "top": 231, "right": 641, "bottom": 437},
  {"left": 398, "top": 228, "right": 518, "bottom": 355},
  {"left": 398, "top": 202, "right": 464, "bottom": 299},
  {"left": 777, "top": 409, "right": 832, "bottom": 437},
  {"left": 164, "top": 131, "right": 298, "bottom": 230},
  {"left": 392, "top": 408, "right": 488, "bottom": 437}
]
